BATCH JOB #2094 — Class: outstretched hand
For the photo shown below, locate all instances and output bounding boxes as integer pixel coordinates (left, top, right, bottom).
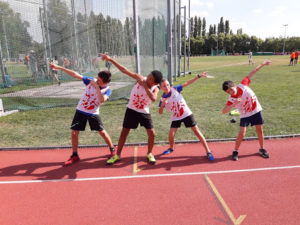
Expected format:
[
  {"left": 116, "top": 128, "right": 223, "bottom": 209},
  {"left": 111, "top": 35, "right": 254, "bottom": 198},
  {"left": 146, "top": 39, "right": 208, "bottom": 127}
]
[
  {"left": 49, "top": 63, "right": 59, "bottom": 70},
  {"left": 197, "top": 71, "right": 207, "bottom": 78},
  {"left": 262, "top": 60, "right": 272, "bottom": 66},
  {"left": 99, "top": 53, "right": 111, "bottom": 62}
]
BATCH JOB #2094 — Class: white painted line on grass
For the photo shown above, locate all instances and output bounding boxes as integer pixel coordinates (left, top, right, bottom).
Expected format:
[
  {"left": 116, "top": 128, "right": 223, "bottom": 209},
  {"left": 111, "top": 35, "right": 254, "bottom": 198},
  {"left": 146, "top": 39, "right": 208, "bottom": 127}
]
[{"left": 1, "top": 165, "right": 300, "bottom": 185}]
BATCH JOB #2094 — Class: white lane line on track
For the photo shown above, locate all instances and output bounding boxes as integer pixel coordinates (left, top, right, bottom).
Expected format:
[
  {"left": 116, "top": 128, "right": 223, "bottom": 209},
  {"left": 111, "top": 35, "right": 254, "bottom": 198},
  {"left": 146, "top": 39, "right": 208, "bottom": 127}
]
[{"left": 1, "top": 165, "right": 300, "bottom": 184}]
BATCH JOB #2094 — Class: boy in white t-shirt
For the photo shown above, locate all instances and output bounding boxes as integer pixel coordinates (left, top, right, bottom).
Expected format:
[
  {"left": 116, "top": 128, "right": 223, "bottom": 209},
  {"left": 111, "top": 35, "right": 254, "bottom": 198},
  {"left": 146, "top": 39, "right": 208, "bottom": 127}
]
[
  {"left": 222, "top": 60, "right": 271, "bottom": 161},
  {"left": 159, "top": 72, "right": 214, "bottom": 161},
  {"left": 49, "top": 63, "right": 115, "bottom": 166},
  {"left": 100, "top": 53, "right": 163, "bottom": 165}
]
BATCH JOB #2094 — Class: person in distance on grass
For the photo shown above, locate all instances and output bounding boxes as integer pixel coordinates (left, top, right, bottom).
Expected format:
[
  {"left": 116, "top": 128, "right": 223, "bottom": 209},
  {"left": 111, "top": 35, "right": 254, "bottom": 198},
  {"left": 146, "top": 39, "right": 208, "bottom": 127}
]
[
  {"left": 289, "top": 51, "right": 295, "bottom": 66},
  {"left": 248, "top": 50, "right": 254, "bottom": 65},
  {"left": 49, "top": 63, "right": 115, "bottom": 166},
  {"left": 222, "top": 60, "right": 271, "bottom": 161},
  {"left": 100, "top": 53, "right": 162, "bottom": 165},
  {"left": 294, "top": 50, "right": 299, "bottom": 65},
  {"left": 158, "top": 72, "right": 215, "bottom": 161}
]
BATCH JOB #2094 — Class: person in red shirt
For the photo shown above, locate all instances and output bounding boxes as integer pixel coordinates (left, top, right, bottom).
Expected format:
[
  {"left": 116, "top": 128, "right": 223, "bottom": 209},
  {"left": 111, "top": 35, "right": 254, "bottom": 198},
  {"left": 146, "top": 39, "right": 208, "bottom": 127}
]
[
  {"left": 289, "top": 52, "right": 295, "bottom": 66},
  {"left": 294, "top": 50, "right": 299, "bottom": 65}
]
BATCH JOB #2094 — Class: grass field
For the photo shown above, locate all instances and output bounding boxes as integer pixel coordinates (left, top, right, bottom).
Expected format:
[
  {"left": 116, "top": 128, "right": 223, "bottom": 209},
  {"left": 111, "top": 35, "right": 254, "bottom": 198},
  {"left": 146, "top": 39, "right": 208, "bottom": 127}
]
[{"left": 0, "top": 55, "right": 299, "bottom": 148}]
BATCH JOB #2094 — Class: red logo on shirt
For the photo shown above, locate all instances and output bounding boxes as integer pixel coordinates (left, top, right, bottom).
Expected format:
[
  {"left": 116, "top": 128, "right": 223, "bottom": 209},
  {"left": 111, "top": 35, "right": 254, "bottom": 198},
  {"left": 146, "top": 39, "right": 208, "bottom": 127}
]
[{"left": 171, "top": 102, "right": 185, "bottom": 118}]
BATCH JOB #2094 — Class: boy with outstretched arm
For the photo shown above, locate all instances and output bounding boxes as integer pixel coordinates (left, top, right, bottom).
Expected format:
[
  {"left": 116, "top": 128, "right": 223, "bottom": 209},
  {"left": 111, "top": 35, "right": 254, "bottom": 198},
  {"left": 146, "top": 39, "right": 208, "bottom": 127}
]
[
  {"left": 49, "top": 63, "right": 115, "bottom": 166},
  {"left": 222, "top": 60, "right": 271, "bottom": 161},
  {"left": 100, "top": 53, "right": 163, "bottom": 165},
  {"left": 159, "top": 72, "right": 214, "bottom": 161}
]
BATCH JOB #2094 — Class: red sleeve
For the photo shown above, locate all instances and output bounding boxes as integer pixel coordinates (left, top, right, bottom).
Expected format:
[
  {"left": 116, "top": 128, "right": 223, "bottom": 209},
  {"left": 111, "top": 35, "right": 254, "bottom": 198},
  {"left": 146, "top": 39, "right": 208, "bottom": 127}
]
[
  {"left": 226, "top": 101, "right": 233, "bottom": 106},
  {"left": 240, "top": 76, "right": 251, "bottom": 86}
]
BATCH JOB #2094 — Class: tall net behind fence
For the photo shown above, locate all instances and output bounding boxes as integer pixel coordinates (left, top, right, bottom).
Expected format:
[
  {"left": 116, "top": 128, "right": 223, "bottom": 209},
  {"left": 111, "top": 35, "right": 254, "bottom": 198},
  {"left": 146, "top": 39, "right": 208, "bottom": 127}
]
[{"left": 0, "top": 0, "right": 136, "bottom": 111}]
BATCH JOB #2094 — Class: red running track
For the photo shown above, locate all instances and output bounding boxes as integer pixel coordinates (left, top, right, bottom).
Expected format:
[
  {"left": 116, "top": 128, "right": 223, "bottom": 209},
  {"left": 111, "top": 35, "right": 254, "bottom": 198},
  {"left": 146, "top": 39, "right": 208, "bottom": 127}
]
[{"left": 0, "top": 137, "right": 300, "bottom": 225}]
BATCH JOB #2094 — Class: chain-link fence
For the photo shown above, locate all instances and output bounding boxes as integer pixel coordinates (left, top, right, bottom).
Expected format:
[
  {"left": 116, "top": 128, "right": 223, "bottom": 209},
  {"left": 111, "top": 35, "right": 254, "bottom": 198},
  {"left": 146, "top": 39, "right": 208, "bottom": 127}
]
[{"left": 0, "top": 0, "right": 180, "bottom": 112}]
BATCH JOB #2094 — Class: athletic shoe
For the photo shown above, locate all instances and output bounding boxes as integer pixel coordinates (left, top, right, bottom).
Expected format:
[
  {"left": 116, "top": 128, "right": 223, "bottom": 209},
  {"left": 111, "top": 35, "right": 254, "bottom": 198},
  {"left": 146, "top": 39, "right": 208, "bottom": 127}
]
[
  {"left": 232, "top": 150, "right": 239, "bottom": 161},
  {"left": 64, "top": 155, "right": 80, "bottom": 166},
  {"left": 147, "top": 153, "right": 156, "bottom": 164},
  {"left": 163, "top": 148, "right": 174, "bottom": 155},
  {"left": 207, "top": 152, "right": 215, "bottom": 161},
  {"left": 106, "top": 155, "right": 120, "bottom": 165},
  {"left": 259, "top": 148, "right": 270, "bottom": 158}
]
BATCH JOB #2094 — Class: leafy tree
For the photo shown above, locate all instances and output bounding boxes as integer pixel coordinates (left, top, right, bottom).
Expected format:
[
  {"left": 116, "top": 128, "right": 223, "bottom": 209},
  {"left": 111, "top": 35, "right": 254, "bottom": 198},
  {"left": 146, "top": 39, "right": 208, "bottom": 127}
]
[
  {"left": 0, "top": 2, "right": 33, "bottom": 58},
  {"left": 202, "top": 17, "right": 206, "bottom": 36},
  {"left": 225, "top": 20, "right": 230, "bottom": 34},
  {"left": 218, "top": 17, "right": 224, "bottom": 34},
  {"left": 197, "top": 17, "right": 201, "bottom": 37}
]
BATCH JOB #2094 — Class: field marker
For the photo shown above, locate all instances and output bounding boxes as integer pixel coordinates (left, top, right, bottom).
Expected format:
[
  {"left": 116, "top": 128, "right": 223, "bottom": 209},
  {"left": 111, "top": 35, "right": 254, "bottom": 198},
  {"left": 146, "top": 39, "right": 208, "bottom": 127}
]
[
  {"left": 205, "top": 174, "right": 246, "bottom": 225},
  {"left": 133, "top": 146, "right": 142, "bottom": 175}
]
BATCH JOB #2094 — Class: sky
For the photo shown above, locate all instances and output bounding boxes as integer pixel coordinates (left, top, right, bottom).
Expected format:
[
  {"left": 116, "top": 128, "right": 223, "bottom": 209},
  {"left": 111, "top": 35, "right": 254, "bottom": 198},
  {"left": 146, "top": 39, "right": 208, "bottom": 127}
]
[{"left": 182, "top": 0, "right": 300, "bottom": 39}]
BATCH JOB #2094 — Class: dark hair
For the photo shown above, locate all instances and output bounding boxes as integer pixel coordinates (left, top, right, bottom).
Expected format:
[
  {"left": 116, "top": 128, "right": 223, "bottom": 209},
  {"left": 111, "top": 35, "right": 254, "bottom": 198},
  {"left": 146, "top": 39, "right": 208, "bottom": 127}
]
[
  {"left": 151, "top": 70, "right": 163, "bottom": 84},
  {"left": 222, "top": 80, "right": 235, "bottom": 91},
  {"left": 98, "top": 70, "right": 111, "bottom": 83}
]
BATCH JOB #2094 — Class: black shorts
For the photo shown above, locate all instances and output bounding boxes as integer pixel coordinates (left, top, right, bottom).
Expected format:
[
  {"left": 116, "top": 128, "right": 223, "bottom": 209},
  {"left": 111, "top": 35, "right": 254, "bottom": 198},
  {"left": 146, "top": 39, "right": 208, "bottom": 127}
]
[
  {"left": 70, "top": 110, "right": 104, "bottom": 131},
  {"left": 240, "top": 111, "right": 264, "bottom": 127},
  {"left": 123, "top": 108, "right": 153, "bottom": 129},
  {"left": 171, "top": 114, "right": 197, "bottom": 128}
]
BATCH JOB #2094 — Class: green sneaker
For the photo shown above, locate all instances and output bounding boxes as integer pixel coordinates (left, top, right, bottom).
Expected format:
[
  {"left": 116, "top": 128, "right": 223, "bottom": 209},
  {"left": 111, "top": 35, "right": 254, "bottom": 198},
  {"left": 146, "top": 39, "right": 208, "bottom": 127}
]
[
  {"left": 147, "top": 153, "right": 156, "bottom": 164},
  {"left": 106, "top": 155, "right": 120, "bottom": 165}
]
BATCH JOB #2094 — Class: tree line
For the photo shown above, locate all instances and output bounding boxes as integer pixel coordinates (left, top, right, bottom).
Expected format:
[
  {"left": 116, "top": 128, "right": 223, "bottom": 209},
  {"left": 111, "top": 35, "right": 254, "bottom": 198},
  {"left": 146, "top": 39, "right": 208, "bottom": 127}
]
[
  {"left": 1, "top": 1, "right": 299, "bottom": 61},
  {"left": 187, "top": 16, "right": 300, "bottom": 55}
]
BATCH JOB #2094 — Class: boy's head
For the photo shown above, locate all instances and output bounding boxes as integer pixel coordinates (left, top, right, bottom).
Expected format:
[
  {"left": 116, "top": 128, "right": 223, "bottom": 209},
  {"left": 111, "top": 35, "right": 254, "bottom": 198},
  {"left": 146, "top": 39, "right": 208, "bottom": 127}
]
[
  {"left": 222, "top": 80, "right": 237, "bottom": 96},
  {"left": 97, "top": 70, "right": 111, "bottom": 86},
  {"left": 147, "top": 70, "right": 163, "bottom": 86},
  {"left": 160, "top": 78, "right": 171, "bottom": 93}
]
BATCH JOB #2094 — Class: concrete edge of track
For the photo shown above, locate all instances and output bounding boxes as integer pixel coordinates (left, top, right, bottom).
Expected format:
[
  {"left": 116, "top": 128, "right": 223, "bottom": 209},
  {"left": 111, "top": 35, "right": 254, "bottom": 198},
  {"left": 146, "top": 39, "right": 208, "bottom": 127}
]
[{"left": 1, "top": 134, "right": 300, "bottom": 151}]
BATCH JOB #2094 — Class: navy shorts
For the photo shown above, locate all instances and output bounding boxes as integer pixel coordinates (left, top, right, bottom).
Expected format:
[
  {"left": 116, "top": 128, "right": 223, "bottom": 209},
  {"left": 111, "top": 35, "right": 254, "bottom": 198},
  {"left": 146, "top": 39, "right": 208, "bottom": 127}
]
[
  {"left": 171, "top": 114, "right": 197, "bottom": 128},
  {"left": 240, "top": 111, "right": 264, "bottom": 127},
  {"left": 123, "top": 108, "right": 153, "bottom": 129},
  {"left": 70, "top": 110, "right": 104, "bottom": 131}
]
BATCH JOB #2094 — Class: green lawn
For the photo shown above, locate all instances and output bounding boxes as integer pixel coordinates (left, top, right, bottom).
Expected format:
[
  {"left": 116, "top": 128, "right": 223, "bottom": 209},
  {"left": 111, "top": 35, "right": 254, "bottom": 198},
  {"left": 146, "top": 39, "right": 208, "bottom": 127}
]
[{"left": 1, "top": 55, "right": 299, "bottom": 147}]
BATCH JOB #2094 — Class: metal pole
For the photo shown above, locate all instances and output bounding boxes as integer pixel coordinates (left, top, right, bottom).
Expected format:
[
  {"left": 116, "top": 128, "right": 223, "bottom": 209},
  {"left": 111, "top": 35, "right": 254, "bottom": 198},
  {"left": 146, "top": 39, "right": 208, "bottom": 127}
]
[
  {"left": 39, "top": 7, "right": 49, "bottom": 77},
  {"left": 1, "top": 14, "right": 10, "bottom": 61},
  {"left": 84, "top": 0, "right": 92, "bottom": 70},
  {"left": 71, "top": 0, "right": 80, "bottom": 70},
  {"left": 43, "top": 0, "right": 52, "bottom": 59},
  {"left": 282, "top": 24, "right": 288, "bottom": 55},
  {"left": 177, "top": 0, "right": 181, "bottom": 77},
  {"left": 133, "top": 0, "right": 140, "bottom": 74},
  {"left": 0, "top": 40, "right": 7, "bottom": 86},
  {"left": 187, "top": 0, "right": 190, "bottom": 74},
  {"left": 183, "top": 6, "right": 186, "bottom": 77},
  {"left": 167, "top": 0, "right": 172, "bottom": 85},
  {"left": 173, "top": 0, "right": 177, "bottom": 81}
]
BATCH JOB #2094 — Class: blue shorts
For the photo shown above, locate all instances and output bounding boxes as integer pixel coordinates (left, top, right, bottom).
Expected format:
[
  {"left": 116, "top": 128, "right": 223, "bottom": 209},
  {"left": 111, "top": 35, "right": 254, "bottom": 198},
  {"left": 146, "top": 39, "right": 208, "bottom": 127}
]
[{"left": 240, "top": 111, "right": 264, "bottom": 127}]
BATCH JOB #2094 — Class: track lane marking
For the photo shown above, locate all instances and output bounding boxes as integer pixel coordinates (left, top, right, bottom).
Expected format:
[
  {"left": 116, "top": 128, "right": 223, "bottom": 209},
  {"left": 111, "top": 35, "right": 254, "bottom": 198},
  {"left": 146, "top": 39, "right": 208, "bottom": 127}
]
[
  {"left": 205, "top": 174, "right": 246, "bottom": 225},
  {"left": 1, "top": 165, "right": 300, "bottom": 184},
  {"left": 133, "top": 146, "right": 142, "bottom": 175}
]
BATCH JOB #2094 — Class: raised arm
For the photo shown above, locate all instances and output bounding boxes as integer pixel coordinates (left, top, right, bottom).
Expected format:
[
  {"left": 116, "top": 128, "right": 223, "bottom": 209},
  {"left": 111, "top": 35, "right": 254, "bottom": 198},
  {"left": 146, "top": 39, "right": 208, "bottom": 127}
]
[
  {"left": 49, "top": 63, "right": 82, "bottom": 80},
  {"left": 247, "top": 60, "right": 271, "bottom": 79},
  {"left": 158, "top": 98, "right": 168, "bottom": 114},
  {"left": 89, "top": 80, "right": 106, "bottom": 104},
  {"left": 100, "top": 53, "right": 144, "bottom": 82},
  {"left": 222, "top": 98, "right": 241, "bottom": 114},
  {"left": 141, "top": 82, "right": 159, "bottom": 101},
  {"left": 182, "top": 72, "right": 207, "bottom": 88}
]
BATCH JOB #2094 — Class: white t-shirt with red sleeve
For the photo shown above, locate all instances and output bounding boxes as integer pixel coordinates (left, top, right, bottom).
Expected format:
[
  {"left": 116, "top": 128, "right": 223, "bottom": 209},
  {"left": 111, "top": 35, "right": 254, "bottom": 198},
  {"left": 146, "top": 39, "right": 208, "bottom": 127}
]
[
  {"left": 226, "top": 76, "right": 262, "bottom": 118},
  {"left": 159, "top": 85, "right": 192, "bottom": 121},
  {"left": 76, "top": 76, "right": 111, "bottom": 115},
  {"left": 127, "top": 78, "right": 157, "bottom": 114}
]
